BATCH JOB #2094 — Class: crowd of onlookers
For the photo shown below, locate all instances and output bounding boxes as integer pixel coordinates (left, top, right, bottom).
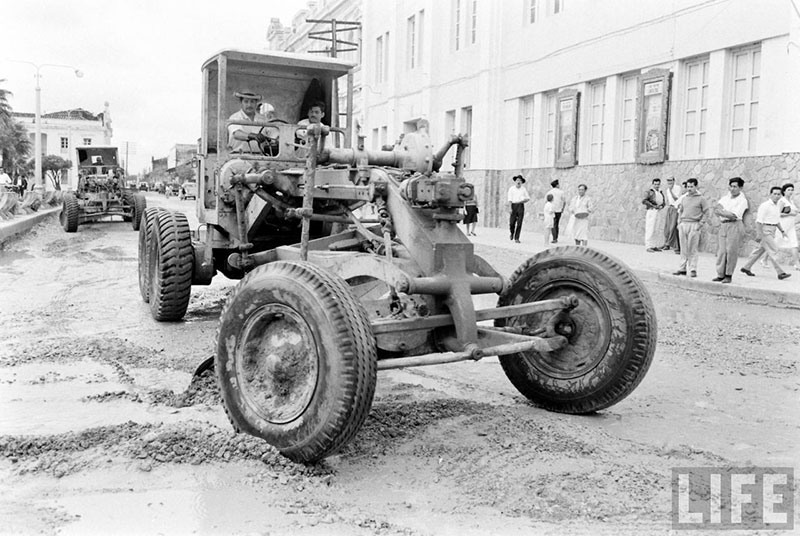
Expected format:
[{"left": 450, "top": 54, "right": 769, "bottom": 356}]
[
  {"left": 483, "top": 173, "right": 799, "bottom": 283},
  {"left": 0, "top": 170, "right": 30, "bottom": 196}
]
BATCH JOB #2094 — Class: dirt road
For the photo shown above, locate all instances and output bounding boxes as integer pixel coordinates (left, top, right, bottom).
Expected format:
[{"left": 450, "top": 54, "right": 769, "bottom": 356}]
[{"left": 1, "top": 199, "right": 798, "bottom": 535}]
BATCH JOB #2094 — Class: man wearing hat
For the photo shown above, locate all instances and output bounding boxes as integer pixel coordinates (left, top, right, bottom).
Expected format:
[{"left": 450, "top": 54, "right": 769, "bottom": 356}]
[
  {"left": 228, "top": 90, "right": 277, "bottom": 154},
  {"left": 507, "top": 174, "right": 531, "bottom": 243},
  {"left": 546, "top": 179, "right": 566, "bottom": 243}
]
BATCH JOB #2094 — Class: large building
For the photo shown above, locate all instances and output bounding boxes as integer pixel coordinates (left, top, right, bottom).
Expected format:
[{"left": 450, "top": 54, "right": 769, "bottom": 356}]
[
  {"left": 274, "top": 0, "right": 800, "bottom": 246},
  {"left": 12, "top": 104, "right": 113, "bottom": 188}
]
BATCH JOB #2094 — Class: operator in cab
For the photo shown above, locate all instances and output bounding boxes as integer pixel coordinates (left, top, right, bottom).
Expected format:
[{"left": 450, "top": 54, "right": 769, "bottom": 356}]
[{"left": 228, "top": 90, "right": 279, "bottom": 155}]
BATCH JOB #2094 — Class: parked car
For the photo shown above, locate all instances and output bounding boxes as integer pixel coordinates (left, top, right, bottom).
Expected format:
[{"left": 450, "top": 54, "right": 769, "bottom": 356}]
[
  {"left": 165, "top": 182, "right": 181, "bottom": 197},
  {"left": 179, "top": 181, "right": 197, "bottom": 200},
  {"left": 138, "top": 182, "right": 150, "bottom": 191},
  {"left": 153, "top": 182, "right": 165, "bottom": 194}
]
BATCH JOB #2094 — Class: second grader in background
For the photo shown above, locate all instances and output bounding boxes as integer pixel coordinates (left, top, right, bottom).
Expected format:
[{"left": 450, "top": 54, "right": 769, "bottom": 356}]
[{"left": 543, "top": 194, "right": 555, "bottom": 246}]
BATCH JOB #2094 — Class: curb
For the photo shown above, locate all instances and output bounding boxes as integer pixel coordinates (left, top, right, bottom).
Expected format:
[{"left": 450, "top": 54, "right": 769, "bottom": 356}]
[
  {"left": 632, "top": 268, "right": 800, "bottom": 309},
  {"left": 0, "top": 207, "right": 61, "bottom": 247}
]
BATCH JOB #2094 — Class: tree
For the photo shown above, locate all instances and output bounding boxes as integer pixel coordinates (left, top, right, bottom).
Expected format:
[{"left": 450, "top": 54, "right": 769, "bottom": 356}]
[
  {"left": 176, "top": 164, "right": 195, "bottom": 183},
  {"left": 0, "top": 80, "right": 12, "bottom": 127},
  {"left": 0, "top": 120, "right": 31, "bottom": 175},
  {"left": 35, "top": 155, "right": 71, "bottom": 190}
]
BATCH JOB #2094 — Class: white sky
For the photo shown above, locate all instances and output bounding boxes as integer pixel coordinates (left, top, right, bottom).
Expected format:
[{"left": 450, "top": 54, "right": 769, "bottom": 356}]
[{"left": 0, "top": 0, "right": 308, "bottom": 174}]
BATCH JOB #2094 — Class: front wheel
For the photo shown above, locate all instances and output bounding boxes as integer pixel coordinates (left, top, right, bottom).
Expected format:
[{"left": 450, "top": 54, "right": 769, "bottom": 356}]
[
  {"left": 215, "top": 261, "right": 377, "bottom": 463},
  {"left": 148, "top": 210, "right": 193, "bottom": 320},
  {"left": 132, "top": 193, "right": 147, "bottom": 230},
  {"left": 60, "top": 193, "right": 79, "bottom": 233},
  {"left": 495, "top": 246, "right": 656, "bottom": 414}
]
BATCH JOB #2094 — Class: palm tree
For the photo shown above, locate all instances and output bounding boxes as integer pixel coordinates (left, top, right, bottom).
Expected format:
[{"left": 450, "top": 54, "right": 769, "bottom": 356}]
[
  {"left": 0, "top": 79, "right": 12, "bottom": 127},
  {"left": 0, "top": 118, "right": 31, "bottom": 175}
]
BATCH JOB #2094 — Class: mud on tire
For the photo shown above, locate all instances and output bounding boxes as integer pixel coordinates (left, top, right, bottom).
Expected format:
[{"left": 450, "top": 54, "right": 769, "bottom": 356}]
[
  {"left": 138, "top": 207, "right": 164, "bottom": 303},
  {"left": 60, "top": 193, "right": 79, "bottom": 233},
  {"left": 495, "top": 246, "right": 656, "bottom": 414},
  {"left": 215, "top": 261, "right": 378, "bottom": 463},
  {"left": 148, "top": 210, "right": 193, "bottom": 321}
]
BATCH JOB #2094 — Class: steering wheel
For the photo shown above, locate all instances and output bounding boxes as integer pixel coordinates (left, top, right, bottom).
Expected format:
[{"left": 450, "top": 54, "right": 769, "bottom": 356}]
[{"left": 257, "top": 126, "right": 281, "bottom": 157}]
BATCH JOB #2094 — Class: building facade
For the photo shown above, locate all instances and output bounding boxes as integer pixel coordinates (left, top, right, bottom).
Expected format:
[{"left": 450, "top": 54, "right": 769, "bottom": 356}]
[
  {"left": 361, "top": 0, "right": 800, "bottom": 248},
  {"left": 12, "top": 105, "right": 113, "bottom": 188}
]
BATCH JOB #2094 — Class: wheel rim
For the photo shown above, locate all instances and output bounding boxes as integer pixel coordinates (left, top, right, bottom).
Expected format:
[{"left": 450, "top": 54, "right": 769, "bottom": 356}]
[
  {"left": 510, "top": 279, "right": 612, "bottom": 380},
  {"left": 235, "top": 303, "right": 319, "bottom": 424}
]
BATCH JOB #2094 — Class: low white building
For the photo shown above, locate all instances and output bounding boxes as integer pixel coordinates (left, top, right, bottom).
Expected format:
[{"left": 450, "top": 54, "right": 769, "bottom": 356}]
[{"left": 12, "top": 104, "right": 112, "bottom": 188}]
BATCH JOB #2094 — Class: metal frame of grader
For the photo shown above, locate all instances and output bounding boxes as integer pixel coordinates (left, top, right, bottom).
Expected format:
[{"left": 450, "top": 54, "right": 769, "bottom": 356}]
[{"left": 137, "top": 49, "right": 657, "bottom": 463}]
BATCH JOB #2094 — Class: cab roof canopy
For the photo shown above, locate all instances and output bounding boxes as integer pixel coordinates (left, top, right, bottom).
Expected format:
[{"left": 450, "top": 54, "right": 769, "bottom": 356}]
[{"left": 201, "top": 49, "right": 356, "bottom": 155}]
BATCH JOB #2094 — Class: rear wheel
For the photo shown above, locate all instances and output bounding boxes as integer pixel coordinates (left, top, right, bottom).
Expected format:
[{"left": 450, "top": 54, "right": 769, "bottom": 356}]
[
  {"left": 148, "top": 211, "right": 193, "bottom": 320},
  {"left": 216, "top": 261, "right": 377, "bottom": 463},
  {"left": 138, "top": 207, "right": 164, "bottom": 303},
  {"left": 60, "top": 193, "right": 79, "bottom": 233},
  {"left": 132, "top": 193, "right": 147, "bottom": 230},
  {"left": 495, "top": 246, "right": 656, "bottom": 414}
]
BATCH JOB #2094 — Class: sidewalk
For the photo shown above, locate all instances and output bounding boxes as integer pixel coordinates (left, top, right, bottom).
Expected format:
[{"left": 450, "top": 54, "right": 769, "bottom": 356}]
[
  {"left": 0, "top": 206, "right": 61, "bottom": 247},
  {"left": 469, "top": 225, "right": 800, "bottom": 309}
]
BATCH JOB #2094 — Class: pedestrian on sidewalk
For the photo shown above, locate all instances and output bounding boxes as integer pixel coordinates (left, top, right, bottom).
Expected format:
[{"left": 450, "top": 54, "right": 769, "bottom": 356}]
[
  {"left": 463, "top": 193, "right": 479, "bottom": 236},
  {"left": 546, "top": 179, "right": 566, "bottom": 243},
  {"left": 712, "top": 177, "right": 748, "bottom": 284},
  {"left": 507, "top": 175, "right": 530, "bottom": 243},
  {"left": 566, "top": 184, "right": 593, "bottom": 246},
  {"left": 740, "top": 186, "right": 792, "bottom": 280},
  {"left": 542, "top": 193, "right": 555, "bottom": 246},
  {"left": 662, "top": 177, "right": 682, "bottom": 253},
  {"left": 775, "top": 183, "right": 799, "bottom": 271},
  {"left": 642, "top": 178, "right": 666, "bottom": 252},
  {"left": 673, "top": 178, "right": 710, "bottom": 278}
]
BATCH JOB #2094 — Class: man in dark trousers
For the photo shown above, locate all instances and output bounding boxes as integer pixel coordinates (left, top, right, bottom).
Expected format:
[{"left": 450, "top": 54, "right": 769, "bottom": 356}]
[
  {"left": 546, "top": 179, "right": 566, "bottom": 243},
  {"left": 507, "top": 174, "right": 531, "bottom": 243}
]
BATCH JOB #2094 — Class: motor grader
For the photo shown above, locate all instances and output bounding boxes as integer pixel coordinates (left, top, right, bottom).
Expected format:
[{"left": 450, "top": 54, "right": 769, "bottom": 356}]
[
  {"left": 137, "top": 49, "right": 657, "bottom": 463},
  {"left": 61, "top": 146, "right": 146, "bottom": 232}
]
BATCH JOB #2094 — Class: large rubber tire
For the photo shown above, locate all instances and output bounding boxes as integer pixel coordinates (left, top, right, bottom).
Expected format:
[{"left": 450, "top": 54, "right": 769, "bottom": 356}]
[
  {"left": 148, "top": 210, "right": 193, "bottom": 321},
  {"left": 132, "top": 193, "right": 147, "bottom": 231},
  {"left": 495, "top": 246, "right": 656, "bottom": 414},
  {"left": 60, "top": 193, "right": 79, "bottom": 233},
  {"left": 215, "top": 261, "right": 378, "bottom": 463},
  {"left": 138, "top": 207, "right": 164, "bottom": 303}
]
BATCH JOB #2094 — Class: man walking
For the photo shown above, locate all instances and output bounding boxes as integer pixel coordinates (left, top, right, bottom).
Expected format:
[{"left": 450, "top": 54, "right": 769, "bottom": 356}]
[
  {"left": 661, "top": 177, "right": 682, "bottom": 253},
  {"left": 740, "top": 186, "right": 792, "bottom": 280},
  {"left": 642, "top": 178, "right": 666, "bottom": 252},
  {"left": 547, "top": 179, "right": 566, "bottom": 243},
  {"left": 673, "top": 178, "right": 710, "bottom": 277},
  {"left": 712, "top": 177, "right": 748, "bottom": 283},
  {"left": 507, "top": 174, "right": 531, "bottom": 243}
]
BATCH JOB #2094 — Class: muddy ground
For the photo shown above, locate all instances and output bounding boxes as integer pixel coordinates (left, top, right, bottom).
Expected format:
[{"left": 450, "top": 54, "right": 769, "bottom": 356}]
[{"left": 1, "top": 200, "right": 798, "bottom": 535}]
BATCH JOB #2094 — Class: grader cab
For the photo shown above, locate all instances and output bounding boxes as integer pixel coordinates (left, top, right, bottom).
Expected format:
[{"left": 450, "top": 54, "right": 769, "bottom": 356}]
[{"left": 137, "top": 49, "right": 657, "bottom": 463}]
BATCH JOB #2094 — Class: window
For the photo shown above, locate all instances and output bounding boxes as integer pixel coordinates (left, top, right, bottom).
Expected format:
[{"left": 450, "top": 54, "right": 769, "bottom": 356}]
[
  {"left": 542, "top": 92, "right": 557, "bottom": 165},
  {"left": 460, "top": 106, "right": 473, "bottom": 168},
  {"left": 549, "top": 0, "right": 564, "bottom": 15},
  {"left": 470, "top": 0, "right": 477, "bottom": 44},
  {"left": 618, "top": 75, "right": 638, "bottom": 161},
  {"left": 83, "top": 138, "right": 92, "bottom": 146},
  {"left": 521, "top": 96, "right": 535, "bottom": 166},
  {"left": 683, "top": 57, "right": 709, "bottom": 157},
  {"left": 454, "top": 0, "right": 462, "bottom": 51},
  {"left": 445, "top": 109, "right": 456, "bottom": 135},
  {"left": 60, "top": 137, "right": 69, "bottom": 150},
  {"left": 375, "top": 35, "right": 384, "bottom": 83},
  {"left": 407, "top": 15, "right": 416, "bottom": 70},
  {"left": 372, "top": 128, "right": 379, "bottom": 150},
  {"left": 588, "top": 82, "right": 606, "bottom": 163},
  {"left": 380, "top": 126, "right": 388, "bottom": 148},
  {"left": 418, "top": 11, "right": 425, "bottom": 68},
  {"left": 729, "top": 46, "right": 759, "bottom": 154},
  {"left": 529, "top": 0, "right": 538, "bottom": 23}
]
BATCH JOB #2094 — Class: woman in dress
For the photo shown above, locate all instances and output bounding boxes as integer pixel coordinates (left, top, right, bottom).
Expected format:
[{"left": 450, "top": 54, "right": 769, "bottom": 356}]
[
  {"left": 775, "top": 183, "right": 799, "bottom": 270},
  {"left": 566, "top": 184, "right": 594, "bottom": 246}
]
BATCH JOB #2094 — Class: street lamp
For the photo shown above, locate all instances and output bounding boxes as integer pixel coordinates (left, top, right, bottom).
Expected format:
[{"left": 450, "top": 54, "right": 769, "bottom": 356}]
[{"left": 6, "top": 60, "right": 83, "bottom": 188}]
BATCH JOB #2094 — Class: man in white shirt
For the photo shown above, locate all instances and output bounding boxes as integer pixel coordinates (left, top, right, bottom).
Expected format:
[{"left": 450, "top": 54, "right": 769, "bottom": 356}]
[
  {"left": 228, "top": 90, "right": 277, "bottom": 155},
  {"left": 642, "top": 178, "right": 666, "bottom": 252},
  {"left": 661, "top": 177, "right": 682, "bottom": 253},
  {"left": 0, "top": 171, "right": 12, "bottom": 186},
  {"left": 546, "top": 179, "right": 566, "bottom": 243},
  {"left": 507, "top": 175, "right": 531, "bottom": 243},
  {"left": 712, "top": 177, "right": 748, "bottom": 283},
  {"left": 740, "top": 186, "right": 791, "bottom": 280}
]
